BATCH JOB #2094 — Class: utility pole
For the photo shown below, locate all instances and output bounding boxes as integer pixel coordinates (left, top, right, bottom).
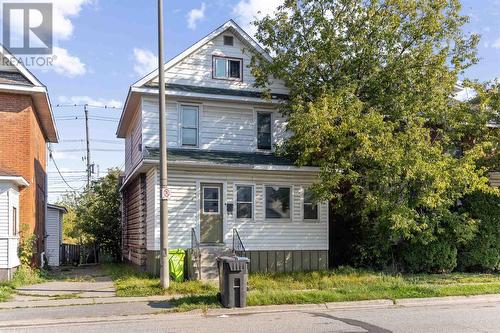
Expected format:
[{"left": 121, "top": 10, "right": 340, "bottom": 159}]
[
  {"left": 158, "top": 0, "right": 169, "bottom": 288},
  {"left": 84, "top": 103, "right": 92, "bottom": 189}
]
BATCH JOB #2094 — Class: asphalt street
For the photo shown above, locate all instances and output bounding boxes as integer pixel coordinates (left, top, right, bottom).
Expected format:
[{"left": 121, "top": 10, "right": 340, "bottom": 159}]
[{"left": 2, "top": 299, "right": 499, "bottom": 333}]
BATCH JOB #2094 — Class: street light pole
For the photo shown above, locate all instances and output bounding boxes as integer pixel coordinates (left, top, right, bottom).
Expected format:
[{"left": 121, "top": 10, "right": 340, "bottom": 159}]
[{"left": 158, "top": 0, "right": 169, "bottom": 288}]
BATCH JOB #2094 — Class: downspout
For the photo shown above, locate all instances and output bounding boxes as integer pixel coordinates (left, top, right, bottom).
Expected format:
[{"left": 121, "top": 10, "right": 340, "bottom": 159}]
[
  {"left": 42, "top": 144, "right": 49, "bottom": 268},
  {"left": 7, "top": 191, "right": 10, "bottom": 280}
]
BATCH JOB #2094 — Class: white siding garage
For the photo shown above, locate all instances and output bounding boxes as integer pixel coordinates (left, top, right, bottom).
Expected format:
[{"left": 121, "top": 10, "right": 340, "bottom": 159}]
[
  {"left": 0, "top": 176, "right": 28, "bottom": 281},
  {"left": 45, "top": 204, "right": 67, "bottom": 267}
]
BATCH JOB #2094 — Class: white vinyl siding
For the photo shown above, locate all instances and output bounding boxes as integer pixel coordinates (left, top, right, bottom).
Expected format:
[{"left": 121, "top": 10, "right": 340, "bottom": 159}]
[
  {"left": 0, "top": 182, "right": 20, "bottom": 269},
  {"left": 45, "top": 208, "right": 62, "bottom": 267},
  {"left": 142, "top": 97, "right": 179, "bottom": 151},
  {"left": 147, "top": 167, "right": 327, "bottom": 251},
  {"left": 141, "top": 98, "right": 287, "bottom": 152},
  {"left": 151, "top": 32, "right": 288, "bottom": 95}
]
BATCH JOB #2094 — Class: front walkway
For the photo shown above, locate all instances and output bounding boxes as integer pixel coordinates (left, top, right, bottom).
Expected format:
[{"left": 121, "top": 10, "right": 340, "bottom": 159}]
[{"left": 14, "top": 265, "right": 115, "bottom": 302}]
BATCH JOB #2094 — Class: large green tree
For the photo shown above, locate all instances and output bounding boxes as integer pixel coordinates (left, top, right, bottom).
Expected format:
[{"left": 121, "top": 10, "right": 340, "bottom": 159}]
[
  {"left": 250, "top": 0, "right": 498, "bottom": 271},
  {"left": 76, "top": 169, "right": 122, "bottom": 261}
]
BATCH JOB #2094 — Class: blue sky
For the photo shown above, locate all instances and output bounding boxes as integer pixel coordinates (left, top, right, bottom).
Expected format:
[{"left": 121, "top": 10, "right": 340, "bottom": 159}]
[{"left": 1, "top": 0, "right": 497, "bottom": 201}]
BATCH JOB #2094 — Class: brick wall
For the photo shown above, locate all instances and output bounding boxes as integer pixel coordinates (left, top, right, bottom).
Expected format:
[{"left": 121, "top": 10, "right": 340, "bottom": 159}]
[{"left": 0, "top": 93, "right": 48, "bottom": 266}]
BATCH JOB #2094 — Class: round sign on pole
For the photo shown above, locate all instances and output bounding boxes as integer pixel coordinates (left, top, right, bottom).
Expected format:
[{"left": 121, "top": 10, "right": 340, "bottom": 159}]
[{"left": 161, "top": 187, "right": 171, "bottom": 201}]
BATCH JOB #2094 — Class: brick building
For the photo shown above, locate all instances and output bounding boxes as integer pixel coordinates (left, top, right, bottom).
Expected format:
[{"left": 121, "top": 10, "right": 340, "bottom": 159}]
[{"left": 0, "top": 46, "right": 58, "bottom": 278}]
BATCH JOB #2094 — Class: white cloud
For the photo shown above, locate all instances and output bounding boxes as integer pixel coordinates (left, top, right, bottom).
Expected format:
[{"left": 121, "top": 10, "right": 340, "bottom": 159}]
[
  {"left": 492, "top": 38, "right": 500, "bottom": 49},
  {"left": 187, "top": 2, "right": 206, "bottom": 30},
  {"left": 0, "top": 0, "right": 92, "bottom": 76},
  {"left": 58, "top": 95, "right": 123, "bottom": 108},
  {"left": 232, "top": 0, "right": 281, "bottom": 36},
  {"left": 0, "top": 0, "right": 93, "bottom": 41},
  {"left": 50, "top": 47, "right": 86, "bottom": 77},
  {"left": 132, "top": 48, "right": 158, "bottom": 76}
]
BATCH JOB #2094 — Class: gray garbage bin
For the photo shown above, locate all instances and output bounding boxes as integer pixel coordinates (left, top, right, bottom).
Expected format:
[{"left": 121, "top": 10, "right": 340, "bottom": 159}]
[{"left": 217, "top": 256, "right": 250, "bottom": 308}]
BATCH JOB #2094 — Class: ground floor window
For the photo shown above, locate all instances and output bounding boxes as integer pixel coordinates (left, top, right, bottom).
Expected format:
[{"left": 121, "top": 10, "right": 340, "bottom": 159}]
[
  {"left": 303, "top": 189, "right": 318, "bottom": 220},
  {"left": 265, "top": 186, "right": 291, "bottom": 219},
  {"left": 236, "top": 185, "right": 253, "bottom": 219}
]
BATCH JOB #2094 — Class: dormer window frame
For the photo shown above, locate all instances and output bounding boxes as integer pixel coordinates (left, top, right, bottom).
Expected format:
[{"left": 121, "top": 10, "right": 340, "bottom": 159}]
[{"left": 212, "top": 55, "right": 243, "bottom": 82}]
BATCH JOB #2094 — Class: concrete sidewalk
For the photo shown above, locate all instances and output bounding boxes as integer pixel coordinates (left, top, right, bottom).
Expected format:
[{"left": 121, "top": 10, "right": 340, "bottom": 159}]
[{"left": 14, "top": 266, "right": 116, "bottom": 302}]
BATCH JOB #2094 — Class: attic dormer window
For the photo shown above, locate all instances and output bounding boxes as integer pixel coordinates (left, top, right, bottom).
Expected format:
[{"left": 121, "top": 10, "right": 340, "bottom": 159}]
[
  {"left": 213, "top": 56, "right": 242, "bottom": 80},
  {"left": 223, "top": 35, "right": 234, "bottom": 46}
]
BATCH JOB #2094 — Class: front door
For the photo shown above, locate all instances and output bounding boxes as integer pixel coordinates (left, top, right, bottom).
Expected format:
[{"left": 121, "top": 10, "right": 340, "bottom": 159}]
[{"left": 200, "top": 183, "right": 223, "bottom": 244}]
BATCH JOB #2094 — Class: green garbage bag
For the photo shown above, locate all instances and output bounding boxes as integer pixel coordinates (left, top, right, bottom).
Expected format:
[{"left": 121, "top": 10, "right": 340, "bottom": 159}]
[{"left": 169, "top": 249, "right": 186, "bottom": 282}]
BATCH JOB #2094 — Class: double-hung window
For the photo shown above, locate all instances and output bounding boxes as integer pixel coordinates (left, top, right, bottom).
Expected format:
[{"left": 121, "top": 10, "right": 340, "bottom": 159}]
[
  {"left": 12, "top": 207, "right": 17, "bottom": 236},
  {"left": 257, "top": 112, "right": 272, "bottom": 150},
  {"left": 213, "top": 57, "right": 242, "bottom": 80},
  {"left": 265, "top": 186, "right": 291, "bottom": 219},
  {"left": 303, "top": 190, "right": 318, "bottom": 220},
  {"left": 236, "top": 186, "right": 253, "bottom": 219},
  {"left": 181, "top": 105, "right": 199, "bottom": 146}
]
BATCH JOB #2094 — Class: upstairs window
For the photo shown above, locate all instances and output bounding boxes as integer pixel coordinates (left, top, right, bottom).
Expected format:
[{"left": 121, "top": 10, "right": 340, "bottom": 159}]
[
  {"left": 303, "top": 190, "right": 318, "bottom": 220},
  {"left": 181, "top": 105, "right": 199, "bottom": 146},
  {"left": 213, "top": 57, "right": 242, "bottom": 80},
  {"left": 223, "top": 35, "right": 234, "bottom": 46},
  {"left": 257, "top": 112, "right": 272, "bottom": 150}
]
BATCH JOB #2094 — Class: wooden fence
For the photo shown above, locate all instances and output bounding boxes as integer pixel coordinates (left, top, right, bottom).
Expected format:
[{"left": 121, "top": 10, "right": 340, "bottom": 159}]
[{"left": 60, "top": 244, "right": 114, "bottom": 266}]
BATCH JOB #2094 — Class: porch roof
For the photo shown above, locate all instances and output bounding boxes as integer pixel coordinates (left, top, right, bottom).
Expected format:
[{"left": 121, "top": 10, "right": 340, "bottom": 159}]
[
  {"left": 143, "top": 83, "right": 288, "bottom": 101},
  {"left": 145, "top": 147, "right": 296, "bottom": 166}
]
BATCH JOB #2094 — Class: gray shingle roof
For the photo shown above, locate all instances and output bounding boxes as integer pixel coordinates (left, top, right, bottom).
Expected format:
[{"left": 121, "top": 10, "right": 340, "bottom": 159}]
[
  {"left": 144, "top": 83, "right": 288, "bottom": 100},
  {"left": 145, "top": 147, "right": 296, "bottom": 166},
  {"left": 0, "top": 71, "right": 33, "bottom": 86}
]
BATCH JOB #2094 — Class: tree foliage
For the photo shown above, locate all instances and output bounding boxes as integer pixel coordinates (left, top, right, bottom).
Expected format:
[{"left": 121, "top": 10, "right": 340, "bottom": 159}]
[
  {"left": 250, "top": 0, "right": 498, "bottom": 271},
  {"left": 58, "top": 169, "right": 122, "bottom": 261}
]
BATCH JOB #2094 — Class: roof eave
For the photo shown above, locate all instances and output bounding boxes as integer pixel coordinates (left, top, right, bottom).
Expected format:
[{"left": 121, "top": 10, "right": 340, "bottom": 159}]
[{"left": 0, "top": 176, "right": 29, "bottom": 187}]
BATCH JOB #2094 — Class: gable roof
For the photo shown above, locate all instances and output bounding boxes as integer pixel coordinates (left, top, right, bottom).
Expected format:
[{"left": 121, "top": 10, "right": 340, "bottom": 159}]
[
  {"left": 133, "top": 20, "right": 272, "bottom": 89},
  {"left": 117, "top": 20, "right": 277, "bottom": 138},
  {"left": 0, "top": 45, "right": 58, "bottom": 143}
]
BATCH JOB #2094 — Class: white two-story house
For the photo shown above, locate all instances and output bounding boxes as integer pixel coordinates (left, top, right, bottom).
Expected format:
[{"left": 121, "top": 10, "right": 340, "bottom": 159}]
[{"left": 116, "top": 20, "right": 328, "bottom": 279}]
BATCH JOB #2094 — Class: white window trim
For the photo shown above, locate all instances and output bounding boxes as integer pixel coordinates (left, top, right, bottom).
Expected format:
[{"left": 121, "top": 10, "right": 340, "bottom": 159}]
[
  {"left": 255, "top": 109, "right": 274, "bottom": 152},
  {"left": 213, "top": 56, "right": 242, "bottom": 81},
  {"left": 179, "top": 103, "right": 200, "bottom": 148},
  {"left": 202, "top": 186, "right": 221, "bottom": 215},
  {"left": 234, "top": 184, "right": 255, "bottom": 221},
  {"left": 303, "top": 188, "right": 320, "bottom": 222},
  {"left": 264, "top": 185, "right": 292, "bottom": 222}
]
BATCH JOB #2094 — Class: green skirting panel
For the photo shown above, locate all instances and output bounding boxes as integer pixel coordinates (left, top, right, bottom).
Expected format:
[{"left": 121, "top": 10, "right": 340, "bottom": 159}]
[
  {"left": 237, "top": 250, "right": 328, "bottom": 274},
  {"left": 146, "top": 250, "right": 161, "bottom": 276}
]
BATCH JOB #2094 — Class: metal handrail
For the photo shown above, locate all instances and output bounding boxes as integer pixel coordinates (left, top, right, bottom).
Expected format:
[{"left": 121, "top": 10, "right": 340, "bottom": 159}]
[
  {"left": 232, "top": 228, "right": 245, "bottom": 254},
  {"left": 191, "top": 228, "right": 201, "bottom": 279}
]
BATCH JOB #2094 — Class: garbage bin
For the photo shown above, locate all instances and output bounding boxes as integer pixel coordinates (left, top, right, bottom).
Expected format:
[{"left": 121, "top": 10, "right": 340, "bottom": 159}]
[
  {"left": 169, "top": 249, "right": 186, "bottom": 282},
  {"left": 217, "top": 256, "right": 250, "bottom": 308}
]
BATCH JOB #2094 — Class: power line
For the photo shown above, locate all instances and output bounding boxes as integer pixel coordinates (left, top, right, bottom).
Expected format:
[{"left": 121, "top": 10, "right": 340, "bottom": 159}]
[
  {"left": 49, "top": 148, "right": 85, "bottom": 192},
  {"left": 54, "top": 103, "right": 122, "bottom": 110}
]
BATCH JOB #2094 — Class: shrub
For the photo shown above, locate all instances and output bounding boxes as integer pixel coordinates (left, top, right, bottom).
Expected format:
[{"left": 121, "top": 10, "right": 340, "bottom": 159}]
[
  {"left": 18, "top": 224, "right": 35, "bottom": 266},
  {"left": 458, "top": 191, "right": 500, "bottom": 272},
  {"left": 399, "top": 240, "right": 458, "bottom": 273}
]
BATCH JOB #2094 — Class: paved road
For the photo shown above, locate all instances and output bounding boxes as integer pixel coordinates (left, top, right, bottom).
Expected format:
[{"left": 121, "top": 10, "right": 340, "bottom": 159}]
[{"left": 2, "top": 300, "right": 499, "bottom": 333}]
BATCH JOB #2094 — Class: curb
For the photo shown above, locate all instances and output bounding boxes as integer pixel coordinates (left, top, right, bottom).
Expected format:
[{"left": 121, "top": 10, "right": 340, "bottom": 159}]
[
  {"left": 0, "top": 294, "right": 499, "bottom": 328},
  {"left": 0, "top": 295, "right": 178, "bottom": 310}
]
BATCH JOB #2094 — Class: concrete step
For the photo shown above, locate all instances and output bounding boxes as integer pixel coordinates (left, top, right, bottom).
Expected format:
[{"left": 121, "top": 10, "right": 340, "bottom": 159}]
[{"left": 191, "top": 246, "right": 232, "bottom": 280}]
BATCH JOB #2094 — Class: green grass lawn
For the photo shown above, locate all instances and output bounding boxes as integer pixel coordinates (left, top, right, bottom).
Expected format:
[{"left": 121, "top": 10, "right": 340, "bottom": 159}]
[
  {"left": 102, "top": 264, "right": 500, "bottom": 310},
  {"left": 0, "top": 266, "right": 47, "bottom": 302}
]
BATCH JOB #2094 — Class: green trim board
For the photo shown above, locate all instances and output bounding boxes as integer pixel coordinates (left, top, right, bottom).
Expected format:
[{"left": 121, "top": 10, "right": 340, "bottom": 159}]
[
  {"left": 144, "top": 83, "right": 288, "bottom": 100},
  {"left": 145, "top": 147, "right": 297, "bottom": 166}
]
